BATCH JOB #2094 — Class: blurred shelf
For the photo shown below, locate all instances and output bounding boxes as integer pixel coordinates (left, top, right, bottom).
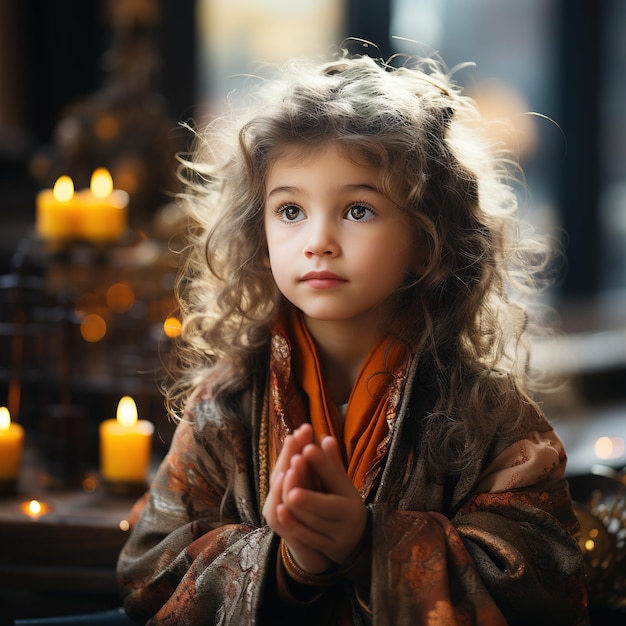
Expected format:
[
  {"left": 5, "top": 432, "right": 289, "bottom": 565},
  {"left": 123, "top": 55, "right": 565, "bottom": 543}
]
[{"left": 0, "top": 446, "right": 156, "bottom": 622}]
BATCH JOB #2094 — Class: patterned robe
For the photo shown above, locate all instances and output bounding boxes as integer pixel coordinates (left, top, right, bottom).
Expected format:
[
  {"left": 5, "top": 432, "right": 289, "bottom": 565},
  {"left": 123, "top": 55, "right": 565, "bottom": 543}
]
[{"left": 116, "top": 353, "right": 589, "bottom": 625}]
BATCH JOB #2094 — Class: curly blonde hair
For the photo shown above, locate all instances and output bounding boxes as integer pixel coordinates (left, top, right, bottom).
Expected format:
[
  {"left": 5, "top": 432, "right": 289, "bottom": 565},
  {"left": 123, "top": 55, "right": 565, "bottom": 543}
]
[{"left": 168, "top": 50, "right": 555, "bottom": 471}]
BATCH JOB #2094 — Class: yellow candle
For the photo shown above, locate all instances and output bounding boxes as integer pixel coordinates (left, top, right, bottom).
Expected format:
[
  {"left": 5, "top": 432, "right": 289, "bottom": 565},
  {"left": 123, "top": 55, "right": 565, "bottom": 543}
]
[
  {"left": 78, "top": 168, "right": 128, "bottom": 243},
  {"left": 0, "top": 406, "right": 24, "bottom": 481},
  {"left": 35, "top": 175, "right": 81, "bottom": 241},
  {"left": 100, "top": 396, "right": 153, "bottom": 483}
]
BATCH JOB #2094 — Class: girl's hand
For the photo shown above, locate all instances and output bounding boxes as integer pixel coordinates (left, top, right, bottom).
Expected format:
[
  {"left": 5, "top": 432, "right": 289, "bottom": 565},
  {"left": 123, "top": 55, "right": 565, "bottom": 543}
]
[
  {"left": 262, "top": 424, "right": 332, "bottom": 574},
  {"left": 283, "top": 436, "right": 368, "bottom": 566},
  {"left": 267, "top": 423, "right": 315, "bottom": 486}
]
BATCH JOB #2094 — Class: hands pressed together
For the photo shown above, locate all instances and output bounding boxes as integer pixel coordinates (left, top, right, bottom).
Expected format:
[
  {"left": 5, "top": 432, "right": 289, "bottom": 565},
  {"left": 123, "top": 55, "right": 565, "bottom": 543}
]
[{"left": 262, "top": 423, "right": 369, "bottom": 576}]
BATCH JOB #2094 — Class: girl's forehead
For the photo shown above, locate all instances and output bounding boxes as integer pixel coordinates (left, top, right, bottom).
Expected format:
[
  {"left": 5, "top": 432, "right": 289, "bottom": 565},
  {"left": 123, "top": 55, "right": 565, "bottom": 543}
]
[
  {"left": 269, "top": 140, "right": 378, "bottom": 170},
  {"left": 264, "top": 140, "right": 410, "bottom": 208}
]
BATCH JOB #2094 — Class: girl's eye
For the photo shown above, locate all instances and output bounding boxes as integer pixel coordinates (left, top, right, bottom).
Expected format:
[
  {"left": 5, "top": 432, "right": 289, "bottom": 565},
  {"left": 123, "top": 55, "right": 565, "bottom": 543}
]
[
  {"left": 278, "top": 204, "right": 305, "bottom": 222},
  {"left": 346, "top": 203, "right": 375, "bottom": 222}
]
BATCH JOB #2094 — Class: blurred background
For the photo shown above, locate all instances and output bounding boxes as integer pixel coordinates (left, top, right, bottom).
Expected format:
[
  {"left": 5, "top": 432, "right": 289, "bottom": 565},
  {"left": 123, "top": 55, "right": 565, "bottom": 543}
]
[
  {"left": 0, "top": 0, "right": 625, "bottom": 622},
  {"left": 2, "top": 0, "right": 623, "bottom": 478}
]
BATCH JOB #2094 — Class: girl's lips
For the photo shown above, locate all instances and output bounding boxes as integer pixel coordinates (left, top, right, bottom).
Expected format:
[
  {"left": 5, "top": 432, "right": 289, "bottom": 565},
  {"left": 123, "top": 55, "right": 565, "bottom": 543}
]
[{"left": 300, "top": 271, "right": 347, "bottom": 288}]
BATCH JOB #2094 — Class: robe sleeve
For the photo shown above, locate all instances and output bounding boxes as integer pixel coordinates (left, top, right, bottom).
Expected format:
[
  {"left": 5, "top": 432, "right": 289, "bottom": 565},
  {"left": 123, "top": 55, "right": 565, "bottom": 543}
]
[
  {"left": 116, "top": 404, "right": 346, "bottom": 625},
  {"left": 367, "top": 428, "right": 590, "bottom": 626},
  {"left": 116, "top": 411, "right": 277, "bottom": 625}
]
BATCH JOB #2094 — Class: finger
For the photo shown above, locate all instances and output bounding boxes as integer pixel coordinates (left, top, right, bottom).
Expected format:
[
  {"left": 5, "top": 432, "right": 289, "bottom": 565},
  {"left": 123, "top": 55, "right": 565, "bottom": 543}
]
[
  {"left": 262, "top": 470, "right": 285, "bottom": 526},
  {"left": 286, "top": 488, "right": 346, "bottom": 525},
  {"left": 288, "top": 452, "right": 321, "bottom": 491},
  {"left": 276, "top": 498, "right": 327, "bottom": 545},
  {"left": 320, "top": 436, "right": 345, "bottom": 469},
  {"left": 276, "top": 501, "right": 298, "bottom": 529},
  {"left": 301, "top": 443, "right": 356, "bottom": 498},
  {"left": 284, "top": 489, "right": 368, "bottom": 563},
  {"left": 270, "top": 424, "right": 315, "bottom": 484},
  {"left": 278, "top": 496, "right": 336, "bottom": 551},
  {"left": 269, "top": 434, "right": 297, "bottom": 484},
  {"left": 282, "top": 467, "right": 298, "bottom": 504},
  {"left": 265, "top": 476, "right": 312, "bottom": 539},
  {"left": 292, "top": 423, "right": 315, "bottom": 446}
]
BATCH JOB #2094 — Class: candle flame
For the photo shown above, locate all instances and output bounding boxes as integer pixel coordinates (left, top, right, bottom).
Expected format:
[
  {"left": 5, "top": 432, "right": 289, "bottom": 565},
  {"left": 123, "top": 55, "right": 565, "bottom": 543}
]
[
  {"left": 117, "top": 396, "right": 138, "bottom": 427},
  {"left": 53, "top": 176, "right": 74, "bottom": 202},
  {"left": 21, "top": 499, "right": 49, "bottom": 517},
  {"left": 91, "top": 168, "right": 114, "bottom": 199},
  {"left": 0, "top": 406, "right": 10, "bottom": 431}
]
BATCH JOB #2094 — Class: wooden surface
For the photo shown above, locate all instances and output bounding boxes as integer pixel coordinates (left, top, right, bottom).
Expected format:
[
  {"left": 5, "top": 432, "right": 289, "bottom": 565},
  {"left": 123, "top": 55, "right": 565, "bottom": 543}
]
[{"left": 0, "top": 446, "right": 152, "bottom": 623}]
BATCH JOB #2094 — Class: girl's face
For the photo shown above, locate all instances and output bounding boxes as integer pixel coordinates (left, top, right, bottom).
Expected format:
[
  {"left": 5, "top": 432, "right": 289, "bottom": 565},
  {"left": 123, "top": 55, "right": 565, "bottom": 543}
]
[{"left": 264, "top": 142, "right": 416, "bottom": 333}]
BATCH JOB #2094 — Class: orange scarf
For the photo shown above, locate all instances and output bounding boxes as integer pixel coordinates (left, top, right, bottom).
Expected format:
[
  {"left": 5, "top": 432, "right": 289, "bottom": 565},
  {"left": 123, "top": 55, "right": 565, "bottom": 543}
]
[{"left": 269, "top": 307, "right": 408, "bottom": 496}]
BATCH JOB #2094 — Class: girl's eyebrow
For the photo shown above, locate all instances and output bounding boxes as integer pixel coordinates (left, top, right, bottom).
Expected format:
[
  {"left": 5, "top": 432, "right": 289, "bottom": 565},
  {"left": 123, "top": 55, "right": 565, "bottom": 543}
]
[
  {"left": 266, "top": 185, "right": 298, "bottom": 199},
  {"left": 266, "top": 183, "right": 381, "bottom": 199}
]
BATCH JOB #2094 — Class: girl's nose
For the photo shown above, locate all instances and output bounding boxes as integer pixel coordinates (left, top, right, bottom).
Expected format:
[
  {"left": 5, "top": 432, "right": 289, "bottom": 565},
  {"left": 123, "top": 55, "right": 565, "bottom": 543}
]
[{"left": 303, "top": 219, "right": 340, "bottom": 258}]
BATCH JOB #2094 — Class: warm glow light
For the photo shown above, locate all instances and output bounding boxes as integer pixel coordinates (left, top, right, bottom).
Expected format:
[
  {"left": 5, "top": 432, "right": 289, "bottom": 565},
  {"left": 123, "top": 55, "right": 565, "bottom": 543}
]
[
  {"left": 80, "top": 313, "right": 107, "bottom": 342},
  {"left": 106, "top": 282, "right": 135, "bottom": 313},
  {"left": 584, "top": 539, "right": 595, "bottom": 552},
  {"left": 595, "top": 437, "right": 613, "bottom": 459},
  {"left": 53, "top": 175, "right": 74, "bottom": 202},
  {"left": 94, "top": 113, "right": 120, "bottom": 141},
  {"left": 0, "top": 406, "right": 10, "bottom": 431},
  {"left": 611, "top": 437, "right": 625, "bottom": 457},
  {"left": 163, "top": 316, "right": 182, "bottom": 338},
  {"left": 90, "top": 168, "right": 114, "bottom": 199},
  {"left": 594, "top": 436, "right": 625, "bottom": 460},
  {"left": 113, "top": 156, "right": 143, "bottom": 196},
  {"left": 82, "top": 474, "right": 99, "bottom": 493},
  {"left": 117, "top": 396, "right": 138, "bottom": 428},
  {"left": 21, "top": 499, "right": 50, "bottom": 517}
]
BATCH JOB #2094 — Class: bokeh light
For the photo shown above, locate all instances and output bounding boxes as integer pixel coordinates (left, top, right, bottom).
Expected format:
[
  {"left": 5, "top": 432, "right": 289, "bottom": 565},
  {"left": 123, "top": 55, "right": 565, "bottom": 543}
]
[{"left": 80, "top": 313, "right": 107, "bottom": 342}]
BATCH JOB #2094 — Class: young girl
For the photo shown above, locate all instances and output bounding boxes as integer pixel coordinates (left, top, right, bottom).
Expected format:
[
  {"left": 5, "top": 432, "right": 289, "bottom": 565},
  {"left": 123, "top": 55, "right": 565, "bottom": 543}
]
[{"left": 116, "top": 49, "right": 589, "bottom": 625}]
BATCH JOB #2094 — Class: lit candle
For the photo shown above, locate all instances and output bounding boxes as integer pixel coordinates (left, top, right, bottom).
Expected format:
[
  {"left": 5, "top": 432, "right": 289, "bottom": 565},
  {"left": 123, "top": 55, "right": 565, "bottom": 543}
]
[
  {"left": 78, "top": 168, "right": 129, "bottom": 243},
  {"left": 99, "top": 396, "right": 153, "bottom": 485},
  {"left": 20, "top": 499, "right": 50, "bottom": 518},
  {"left": 0, "top": 406, "right": 24, "bottom": 484},
  {"left": 35, "top": 175, "right": 81, "bottom": 241}
]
